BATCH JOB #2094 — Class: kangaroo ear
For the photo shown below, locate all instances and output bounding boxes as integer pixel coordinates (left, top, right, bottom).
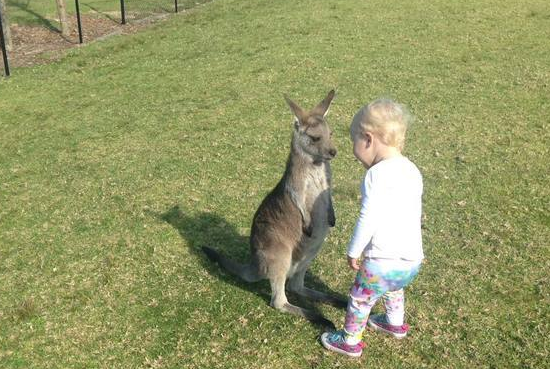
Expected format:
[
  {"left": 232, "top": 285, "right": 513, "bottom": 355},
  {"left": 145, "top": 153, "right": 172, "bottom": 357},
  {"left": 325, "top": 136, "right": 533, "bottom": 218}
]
[
  {"left": 284, "top": 95, "right": 306, "bottom": 126},
  {"left": 312, "top": 89, "right": 336, "bottom": 118}
]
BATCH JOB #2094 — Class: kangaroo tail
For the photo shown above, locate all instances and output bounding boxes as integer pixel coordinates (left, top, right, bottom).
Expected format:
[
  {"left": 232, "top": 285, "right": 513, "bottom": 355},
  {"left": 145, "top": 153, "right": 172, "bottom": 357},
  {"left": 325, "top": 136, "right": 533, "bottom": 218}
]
[{"left": 202, "top": 246, "right": 261, "bottom": 283}]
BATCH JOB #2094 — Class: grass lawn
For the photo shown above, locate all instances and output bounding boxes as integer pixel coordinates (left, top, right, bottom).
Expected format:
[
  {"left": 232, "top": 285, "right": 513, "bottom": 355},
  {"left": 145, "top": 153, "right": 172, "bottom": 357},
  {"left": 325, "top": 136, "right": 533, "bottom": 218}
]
[{"left": 0, "top": 0, "right": 549, "bottom": 367}]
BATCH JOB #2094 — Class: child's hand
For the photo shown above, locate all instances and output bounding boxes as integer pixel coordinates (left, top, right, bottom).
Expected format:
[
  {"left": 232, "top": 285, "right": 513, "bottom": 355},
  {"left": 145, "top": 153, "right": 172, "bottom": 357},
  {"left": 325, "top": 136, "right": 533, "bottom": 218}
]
[{"left": 347, "top": 257, "right": 360, "bottom": 271}]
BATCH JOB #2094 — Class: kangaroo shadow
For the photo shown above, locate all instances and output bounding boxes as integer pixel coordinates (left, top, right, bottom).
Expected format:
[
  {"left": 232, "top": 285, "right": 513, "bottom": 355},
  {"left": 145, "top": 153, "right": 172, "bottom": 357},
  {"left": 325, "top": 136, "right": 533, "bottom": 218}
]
[{"left": 157, "top": 205, "right": 347, "bottom": 331}]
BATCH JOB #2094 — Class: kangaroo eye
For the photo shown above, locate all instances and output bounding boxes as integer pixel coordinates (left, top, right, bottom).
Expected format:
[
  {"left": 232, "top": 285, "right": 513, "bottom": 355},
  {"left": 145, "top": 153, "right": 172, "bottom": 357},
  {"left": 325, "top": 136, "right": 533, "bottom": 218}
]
[{"left": 308, "top": 135, "right": 321, "bottom": 142}]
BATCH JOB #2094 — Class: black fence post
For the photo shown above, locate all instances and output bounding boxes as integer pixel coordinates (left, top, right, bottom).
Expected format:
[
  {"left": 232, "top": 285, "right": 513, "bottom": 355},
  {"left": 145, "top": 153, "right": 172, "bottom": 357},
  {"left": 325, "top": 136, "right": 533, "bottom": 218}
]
[
  {"left": 0, "top": 6, "right": 10, "bottom": 77},
  {"left": 175, "top": 0, "right": 178, "bottom": 13},
  {"left": 75, "top": 0, "right": 83, "bottom": 44},
  {"left": 120, "top": 0, "right": 126, "bottom": 25}
]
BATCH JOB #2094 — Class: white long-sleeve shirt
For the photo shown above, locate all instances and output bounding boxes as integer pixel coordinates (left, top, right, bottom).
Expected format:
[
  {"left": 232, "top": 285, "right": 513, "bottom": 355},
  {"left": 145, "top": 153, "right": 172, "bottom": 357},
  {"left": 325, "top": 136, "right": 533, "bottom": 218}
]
[{"left": 347, "top": 156, "right": 424, "bottom": 261}]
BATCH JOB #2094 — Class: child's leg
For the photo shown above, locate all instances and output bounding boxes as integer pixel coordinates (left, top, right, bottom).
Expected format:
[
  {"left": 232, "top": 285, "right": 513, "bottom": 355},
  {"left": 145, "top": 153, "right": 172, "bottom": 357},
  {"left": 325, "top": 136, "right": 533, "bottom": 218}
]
[
  {"left": 380, "top": 260, "right": 420, "bottom": 325},
  {"left": 382, "top": 289, "right": 405, "bottom": 326},
  {"left": 343, "top": 259, "right": 387, "bottom": 344},
  {"left": 343, "top": 296, "right": 378, "bottom": 344},
  {"left": 367, "top": 260, "right": 422, "bottom": 338}
]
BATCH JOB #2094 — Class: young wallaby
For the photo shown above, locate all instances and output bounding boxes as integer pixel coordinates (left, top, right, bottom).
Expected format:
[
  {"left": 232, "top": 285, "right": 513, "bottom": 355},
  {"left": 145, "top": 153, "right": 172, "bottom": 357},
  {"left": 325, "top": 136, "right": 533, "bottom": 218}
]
[{"left": 203, "top": 90, "right": 344, "bottom": 323}]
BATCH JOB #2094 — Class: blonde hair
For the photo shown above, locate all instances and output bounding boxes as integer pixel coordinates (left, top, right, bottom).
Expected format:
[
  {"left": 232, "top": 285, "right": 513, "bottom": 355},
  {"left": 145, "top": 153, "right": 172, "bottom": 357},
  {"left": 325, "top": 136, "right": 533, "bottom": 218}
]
[{"left": 350, "top": 99, "right": 412, "bottom": 150}]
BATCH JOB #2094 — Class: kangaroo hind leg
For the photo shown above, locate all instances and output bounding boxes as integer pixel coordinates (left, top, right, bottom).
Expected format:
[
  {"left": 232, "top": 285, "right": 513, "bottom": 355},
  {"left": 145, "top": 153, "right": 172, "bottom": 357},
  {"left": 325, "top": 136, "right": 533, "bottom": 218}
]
[
  {"left": 266, "top": 253, "right": 317, "bottom": 316},
  {"left": 269, "top": 274, "right": 332, "bottom": 326},
  {"left": 288, "top": 266, "right": 348, "bottom": 309}
]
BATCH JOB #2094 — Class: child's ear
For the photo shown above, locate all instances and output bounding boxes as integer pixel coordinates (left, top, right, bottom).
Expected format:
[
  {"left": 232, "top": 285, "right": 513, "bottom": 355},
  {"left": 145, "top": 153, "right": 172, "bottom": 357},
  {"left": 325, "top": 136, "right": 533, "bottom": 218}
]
[{"left": 364, "top": 132, "right": 374, "bottom": 147}]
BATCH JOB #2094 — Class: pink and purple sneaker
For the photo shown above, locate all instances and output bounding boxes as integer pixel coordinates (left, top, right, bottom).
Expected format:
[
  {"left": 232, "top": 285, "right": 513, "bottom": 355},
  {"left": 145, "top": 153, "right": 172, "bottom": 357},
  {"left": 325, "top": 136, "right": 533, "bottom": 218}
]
[
  {"left": 367, "top": 314, "right": 410, "bottom": 339},
  {"left": 320, "top": 331, "right": 364, "bottom": 358}
]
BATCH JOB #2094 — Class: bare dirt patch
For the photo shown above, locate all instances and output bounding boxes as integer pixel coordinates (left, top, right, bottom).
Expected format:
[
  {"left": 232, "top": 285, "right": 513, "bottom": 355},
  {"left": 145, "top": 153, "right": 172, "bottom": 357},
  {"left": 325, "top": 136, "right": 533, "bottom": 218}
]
[{"left": 1, "top": 12, "right": 171, "bottom": 68}]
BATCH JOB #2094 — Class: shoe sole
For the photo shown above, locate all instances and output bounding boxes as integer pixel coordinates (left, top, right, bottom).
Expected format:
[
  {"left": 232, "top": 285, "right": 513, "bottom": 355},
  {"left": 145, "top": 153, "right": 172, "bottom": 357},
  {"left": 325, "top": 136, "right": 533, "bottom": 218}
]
[
  {"left": 320, "top": 333, "right": 362, "bottom": 358},
  {"left": 367, "top": 320, "right": 407, "bottom": 339}
]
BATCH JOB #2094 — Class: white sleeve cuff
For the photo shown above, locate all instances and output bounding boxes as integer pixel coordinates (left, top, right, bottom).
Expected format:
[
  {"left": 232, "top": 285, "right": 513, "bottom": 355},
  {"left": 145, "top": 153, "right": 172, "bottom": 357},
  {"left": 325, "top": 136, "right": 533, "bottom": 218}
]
[{"left": 346, "top": 246, "right": 364, "bottom": 259}]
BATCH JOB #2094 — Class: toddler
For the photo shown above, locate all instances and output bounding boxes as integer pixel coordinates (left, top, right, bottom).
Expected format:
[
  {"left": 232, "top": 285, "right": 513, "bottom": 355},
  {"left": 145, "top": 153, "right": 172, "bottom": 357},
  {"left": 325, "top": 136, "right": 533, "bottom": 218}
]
[{"left": 321, "top": 99, "right": 424, "bottom": 358}]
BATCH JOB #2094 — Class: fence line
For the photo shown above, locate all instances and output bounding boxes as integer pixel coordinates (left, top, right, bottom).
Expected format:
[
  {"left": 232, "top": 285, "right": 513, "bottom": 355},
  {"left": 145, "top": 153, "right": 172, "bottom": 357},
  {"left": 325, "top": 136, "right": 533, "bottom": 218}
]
[
  {"left": 74, "top": 0, "right": 181, "bottom": 43},
  {"left": 1, "top": 0, "right": 210, "bottom": 77}
]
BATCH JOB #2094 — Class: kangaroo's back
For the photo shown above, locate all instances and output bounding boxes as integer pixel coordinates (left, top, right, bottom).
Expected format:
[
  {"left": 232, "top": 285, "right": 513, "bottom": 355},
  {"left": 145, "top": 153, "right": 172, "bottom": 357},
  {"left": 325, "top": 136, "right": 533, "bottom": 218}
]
[{"left": 248, "top": 168, "right": 303, "bottom": 277}]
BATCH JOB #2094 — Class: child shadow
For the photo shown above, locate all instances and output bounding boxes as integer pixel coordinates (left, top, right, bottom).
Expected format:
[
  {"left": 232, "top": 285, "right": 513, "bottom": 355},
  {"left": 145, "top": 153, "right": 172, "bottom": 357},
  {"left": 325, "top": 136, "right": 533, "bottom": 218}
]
[{"left": 157, "top": 205, "right": 347, "bottom": 331}]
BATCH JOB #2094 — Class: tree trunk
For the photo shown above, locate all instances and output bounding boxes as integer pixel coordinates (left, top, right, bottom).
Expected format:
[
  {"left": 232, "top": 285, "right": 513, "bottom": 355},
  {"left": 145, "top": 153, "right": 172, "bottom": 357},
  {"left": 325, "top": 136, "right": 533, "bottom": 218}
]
[
  {"left": 0, "top": 0, "right": 12, "bottom": 51},
  {"left": 55, "top": 0, "right": 69, "bottom": 37}
]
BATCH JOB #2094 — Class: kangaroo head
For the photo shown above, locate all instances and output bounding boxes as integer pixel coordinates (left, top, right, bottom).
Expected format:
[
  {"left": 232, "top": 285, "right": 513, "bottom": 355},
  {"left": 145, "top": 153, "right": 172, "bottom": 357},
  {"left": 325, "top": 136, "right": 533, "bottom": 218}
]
[{"left": 285, "top": 90, "right": 337, "bottom": 162}]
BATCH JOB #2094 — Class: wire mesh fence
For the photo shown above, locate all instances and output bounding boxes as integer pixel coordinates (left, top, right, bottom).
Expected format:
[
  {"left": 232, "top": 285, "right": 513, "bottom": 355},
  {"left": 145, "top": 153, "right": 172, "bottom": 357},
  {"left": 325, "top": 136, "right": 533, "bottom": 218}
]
[
  {"left": 0, "top": 0, "right": 213, "bottom": 76},
  {"left": 123, "top": 0, "right": 212, "bottom": 21},
  {"left": 72, "top": 0, "right": 183, "bottom": 26},
  {"left": 125, "top": 0, "right": 175, "bottom": 21}
]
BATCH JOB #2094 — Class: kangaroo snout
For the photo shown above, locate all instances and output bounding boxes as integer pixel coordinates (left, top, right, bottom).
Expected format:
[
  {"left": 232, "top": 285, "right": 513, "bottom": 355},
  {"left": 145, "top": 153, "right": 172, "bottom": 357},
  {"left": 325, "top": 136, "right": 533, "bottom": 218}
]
[{"left": 328, "top": 148, "right": 337, "bottom": 158}]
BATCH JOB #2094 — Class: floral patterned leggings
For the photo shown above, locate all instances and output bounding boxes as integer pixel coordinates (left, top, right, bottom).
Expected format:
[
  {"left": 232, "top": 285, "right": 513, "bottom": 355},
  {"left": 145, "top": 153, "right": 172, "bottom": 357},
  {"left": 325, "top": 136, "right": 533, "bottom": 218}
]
[{"left": 343, "top": 258, "right": 421, "bottom": 344}]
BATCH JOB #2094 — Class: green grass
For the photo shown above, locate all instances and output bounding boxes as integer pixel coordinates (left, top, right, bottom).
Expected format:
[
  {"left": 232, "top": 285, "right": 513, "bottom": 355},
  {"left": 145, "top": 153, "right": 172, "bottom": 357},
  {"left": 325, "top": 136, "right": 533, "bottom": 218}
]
[{"left": 1, "top": 0, "right": 549, "bottom": 367}]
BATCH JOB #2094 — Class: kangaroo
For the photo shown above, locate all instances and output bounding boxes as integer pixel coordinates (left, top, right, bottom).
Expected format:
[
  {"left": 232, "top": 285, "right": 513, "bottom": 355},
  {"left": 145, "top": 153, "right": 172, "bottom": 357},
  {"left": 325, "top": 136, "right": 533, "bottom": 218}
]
[{"left": 203, "top": 90, "right": 344, "bottom": 323}]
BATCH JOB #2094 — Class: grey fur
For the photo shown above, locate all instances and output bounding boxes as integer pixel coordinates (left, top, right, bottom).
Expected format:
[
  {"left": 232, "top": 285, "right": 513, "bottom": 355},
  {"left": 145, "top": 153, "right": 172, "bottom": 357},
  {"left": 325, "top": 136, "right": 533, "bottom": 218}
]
[{"left": 203, "top": 90, "right": 344, "bottom": 324}]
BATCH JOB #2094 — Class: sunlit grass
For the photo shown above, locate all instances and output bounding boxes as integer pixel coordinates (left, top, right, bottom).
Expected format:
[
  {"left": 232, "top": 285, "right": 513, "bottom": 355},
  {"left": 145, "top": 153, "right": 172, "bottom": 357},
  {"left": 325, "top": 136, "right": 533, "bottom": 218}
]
[{"left": 0, "top": 0, "right": 549, "bottom": 368}]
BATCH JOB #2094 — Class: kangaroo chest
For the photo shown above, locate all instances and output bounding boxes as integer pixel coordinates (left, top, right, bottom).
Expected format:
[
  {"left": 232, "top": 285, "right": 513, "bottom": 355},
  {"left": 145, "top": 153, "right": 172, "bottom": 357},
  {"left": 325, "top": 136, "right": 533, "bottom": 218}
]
[
  {"left": 288, "top": 164, "right": 332, "bottom": 276},
  {"left": 303, "top": 164, "right": 331, "bottom": 220}
]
